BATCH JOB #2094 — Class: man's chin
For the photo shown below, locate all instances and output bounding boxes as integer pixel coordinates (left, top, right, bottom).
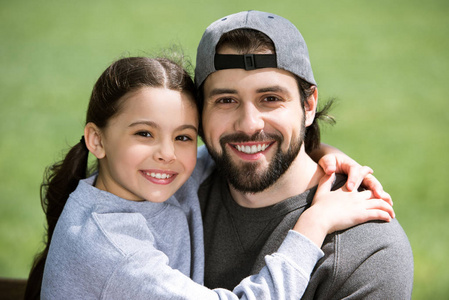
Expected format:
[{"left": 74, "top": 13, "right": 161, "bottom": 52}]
[
  {"left": 228, "top": 173, "right": 277, "bottom": 194},
  {"left": 223, "top": 162, "right": 276, "bottom": 193}
]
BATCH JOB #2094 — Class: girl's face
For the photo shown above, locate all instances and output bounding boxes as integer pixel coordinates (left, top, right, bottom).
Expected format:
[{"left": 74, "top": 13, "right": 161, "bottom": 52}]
[{"left": 90, "top": 87, "right": 198, "bottom": 203}]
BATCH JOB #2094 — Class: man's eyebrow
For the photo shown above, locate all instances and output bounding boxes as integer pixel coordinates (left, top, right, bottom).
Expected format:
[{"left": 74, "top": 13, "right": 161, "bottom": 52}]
[
  {"left": 207, "top": 88, "right": 238, "bottom": 97},
  {"left": 256, "top": 86, "right": 290, "bottom": 94},
  {"left": 207, "top": 85, "right": 292, "bottom": 98}
]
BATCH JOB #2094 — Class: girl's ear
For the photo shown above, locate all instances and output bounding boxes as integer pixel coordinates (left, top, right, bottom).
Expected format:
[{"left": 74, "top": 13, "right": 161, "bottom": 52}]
[
  {"left": 84, "top": 123, "right": 105, "bottom": 159},
  {"left": 304, "top": 87, "right": 318, "bottom": 127}
]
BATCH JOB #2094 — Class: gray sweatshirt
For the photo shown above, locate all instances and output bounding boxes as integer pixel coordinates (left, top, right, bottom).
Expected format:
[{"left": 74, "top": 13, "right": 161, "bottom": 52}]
[
  {"left": 198, "top": 153, "right": 414, "bottom": 299},
  {"left": 41, "top": 147, "right": 324, "bottom": 299}
]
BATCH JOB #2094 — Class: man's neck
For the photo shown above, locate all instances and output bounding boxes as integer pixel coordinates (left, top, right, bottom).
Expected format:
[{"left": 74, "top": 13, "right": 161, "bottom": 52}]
[{"left": 229, "top": 147, "right": 324, "bottom": 208}]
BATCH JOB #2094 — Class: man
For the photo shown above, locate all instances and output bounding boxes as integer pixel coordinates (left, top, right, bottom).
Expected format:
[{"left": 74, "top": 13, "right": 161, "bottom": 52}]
[{"left": 194, "top": 11, "right": 413, "bottom": 299}]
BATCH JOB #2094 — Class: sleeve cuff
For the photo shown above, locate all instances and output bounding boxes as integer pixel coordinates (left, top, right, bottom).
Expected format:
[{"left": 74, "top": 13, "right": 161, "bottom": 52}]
[{"left": 275, "top": 230, "right": 325, "bottom": 276}]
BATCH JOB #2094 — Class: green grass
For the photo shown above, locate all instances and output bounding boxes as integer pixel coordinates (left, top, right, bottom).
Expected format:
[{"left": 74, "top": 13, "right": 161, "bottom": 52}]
[{"left": 1, "top": 0, "right": 448, "bottom": 298}]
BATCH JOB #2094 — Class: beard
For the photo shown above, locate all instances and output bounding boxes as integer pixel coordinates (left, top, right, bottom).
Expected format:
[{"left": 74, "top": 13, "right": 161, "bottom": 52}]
[{"left": 205, "top": 125, "right": 304, "bottom": 194}]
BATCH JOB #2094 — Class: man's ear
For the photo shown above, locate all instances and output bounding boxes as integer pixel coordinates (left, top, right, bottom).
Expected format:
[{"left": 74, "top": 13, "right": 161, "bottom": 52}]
[
  {"left": 84, "top": 122, "right": 105, "bottom": 159},
  {"left": 304, "top": 87, "right": 318, "bottom": 127}
]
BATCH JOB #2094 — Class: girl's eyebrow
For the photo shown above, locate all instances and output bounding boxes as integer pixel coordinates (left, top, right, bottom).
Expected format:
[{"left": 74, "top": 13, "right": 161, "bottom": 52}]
[
  {"left": 129, "top": 121, "right": 197, "bottom": 133},
  {"left": 129, "top": 120, "right": 159, "bottom": 129},
  {"left": 178, "top": 125, "right": 198, "bottom": 133}
]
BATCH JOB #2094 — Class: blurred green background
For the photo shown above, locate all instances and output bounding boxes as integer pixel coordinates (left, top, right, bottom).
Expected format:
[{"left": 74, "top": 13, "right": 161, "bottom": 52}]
[{"left": 1, "top": 0, "right": 448, "bottom": 298}]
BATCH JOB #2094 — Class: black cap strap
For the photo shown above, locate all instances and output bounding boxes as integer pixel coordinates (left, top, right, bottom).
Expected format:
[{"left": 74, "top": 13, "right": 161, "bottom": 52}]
[{"left": 214, "top": 54, "right": 277, "bottom": 71}]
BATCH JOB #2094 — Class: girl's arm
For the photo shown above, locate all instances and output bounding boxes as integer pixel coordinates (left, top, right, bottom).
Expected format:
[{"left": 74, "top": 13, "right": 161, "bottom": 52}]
[
  {"left": 309, "top": 143, "right": 392, "bottom": 205},
  {"left": 102, "top": 224, "right": 322, "bottom": 300},
  {"left": 293, "top": 173, "right": 394, "bottom": 247}
]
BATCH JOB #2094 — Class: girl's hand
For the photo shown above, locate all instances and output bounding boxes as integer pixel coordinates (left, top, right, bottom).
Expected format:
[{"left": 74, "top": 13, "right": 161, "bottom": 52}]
[
  {"left": 318, "top": 152, "right": 393, "bottom": 207},
  {"left": 293, "top": 173, "right": 395, "bottom": 247}
]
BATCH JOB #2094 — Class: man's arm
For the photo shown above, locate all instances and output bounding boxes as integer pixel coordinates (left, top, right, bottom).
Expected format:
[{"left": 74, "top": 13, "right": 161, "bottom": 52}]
[{"left": 303, "top": 219, "right": 414, "bottom": 299}]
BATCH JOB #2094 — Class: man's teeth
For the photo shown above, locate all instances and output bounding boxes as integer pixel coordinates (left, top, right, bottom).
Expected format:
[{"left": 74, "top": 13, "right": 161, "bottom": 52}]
[
  {"left": 144, "top": 172, "right": 173, "bottom": 179},
  {"left": 235, "top": 144, "right": 269, "bottom": 154}
]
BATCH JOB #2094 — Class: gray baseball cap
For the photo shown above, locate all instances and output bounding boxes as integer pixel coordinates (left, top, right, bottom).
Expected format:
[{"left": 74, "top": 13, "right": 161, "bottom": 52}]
[{"left": 195, "top": 10, "right": 316, "bottom": 88}]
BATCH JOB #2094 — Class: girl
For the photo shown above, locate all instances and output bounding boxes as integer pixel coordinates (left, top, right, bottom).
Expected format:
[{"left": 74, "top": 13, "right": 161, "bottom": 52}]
[{"left": 25, "top": 56, "right": 394, "bottom": 299}]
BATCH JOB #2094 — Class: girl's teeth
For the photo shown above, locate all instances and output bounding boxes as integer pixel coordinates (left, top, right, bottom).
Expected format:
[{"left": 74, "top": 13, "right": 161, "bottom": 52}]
[{"left": 145, "top": 172, "right": 172, "bottom": 179}]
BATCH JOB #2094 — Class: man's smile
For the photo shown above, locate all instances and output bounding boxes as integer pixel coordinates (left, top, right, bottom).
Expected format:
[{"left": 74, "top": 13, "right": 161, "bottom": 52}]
[
  {"left": 230, "top": 142, "right": 273, "bottom": 154},
  {"left": 226, "top": 141, "right": 275, "bottom": 161}
]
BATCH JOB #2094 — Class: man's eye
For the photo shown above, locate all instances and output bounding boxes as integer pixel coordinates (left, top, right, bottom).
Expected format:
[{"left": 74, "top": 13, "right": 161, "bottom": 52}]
[
  {"left": 217, "top": 98, "right": 235, "bottom": 104},
  {"left": 136, "top": 131, "right": 152, "bottom": 138},
  {"left": 263, "top": 96, "right": 281, "bottom": 102}
]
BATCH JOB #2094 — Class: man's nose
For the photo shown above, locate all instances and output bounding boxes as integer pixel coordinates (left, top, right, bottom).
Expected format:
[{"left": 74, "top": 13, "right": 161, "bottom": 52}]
[{"left": 234, "top": 103, "right": 264, "bottom": 135}]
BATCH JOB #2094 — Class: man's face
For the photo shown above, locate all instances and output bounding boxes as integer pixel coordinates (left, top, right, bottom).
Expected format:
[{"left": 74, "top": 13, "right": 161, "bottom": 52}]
[{"left": 202, "top": 64, "right": 307, "bottom": 193}]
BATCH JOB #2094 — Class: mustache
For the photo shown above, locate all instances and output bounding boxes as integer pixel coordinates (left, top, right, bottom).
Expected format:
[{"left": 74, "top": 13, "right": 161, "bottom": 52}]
[{"left": 219, "top": 131, "right": 283, "bottom": 146}]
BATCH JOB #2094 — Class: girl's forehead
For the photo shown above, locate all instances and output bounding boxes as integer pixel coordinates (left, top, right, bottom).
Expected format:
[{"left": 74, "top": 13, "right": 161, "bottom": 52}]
[
  {"left": 112, "top": 87, "right": 198, "bottom": 126},
  {"left": 118, "top": 87, "right": 183, "bottom": 105}
]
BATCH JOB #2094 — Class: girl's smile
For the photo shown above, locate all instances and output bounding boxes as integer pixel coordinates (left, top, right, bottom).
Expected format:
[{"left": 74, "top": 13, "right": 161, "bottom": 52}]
[{"left": 140, "top": 169, "right": 178, "bottom": 185}]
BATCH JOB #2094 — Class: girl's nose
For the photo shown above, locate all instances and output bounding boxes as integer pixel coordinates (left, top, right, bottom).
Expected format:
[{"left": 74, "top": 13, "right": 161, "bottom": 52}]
[{"left": 154, "top": 140, "right": 176, "bottom": 163}]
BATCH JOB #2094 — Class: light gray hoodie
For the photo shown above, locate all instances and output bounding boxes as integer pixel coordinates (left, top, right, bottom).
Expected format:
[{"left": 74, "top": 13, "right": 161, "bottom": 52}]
[{"left": 41, "top": 147, "right": 323, "bottom": 299}]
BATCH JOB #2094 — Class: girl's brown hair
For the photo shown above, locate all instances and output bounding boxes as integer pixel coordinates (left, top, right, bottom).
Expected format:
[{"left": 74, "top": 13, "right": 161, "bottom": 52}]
[{"left": 25, "top": 56, "right": 195, "bottom": 299}]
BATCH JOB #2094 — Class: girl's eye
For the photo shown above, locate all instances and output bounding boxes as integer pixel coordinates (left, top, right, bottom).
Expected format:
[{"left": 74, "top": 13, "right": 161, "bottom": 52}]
[
  {"left": 136, "top": 131, "right": 152, "bottom": 138},
  {"left": 176, "top": 135, "right": 193, "bottom": 142}
]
